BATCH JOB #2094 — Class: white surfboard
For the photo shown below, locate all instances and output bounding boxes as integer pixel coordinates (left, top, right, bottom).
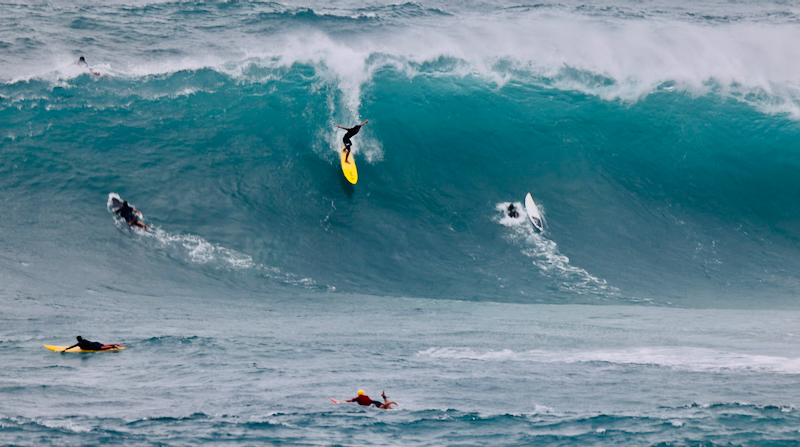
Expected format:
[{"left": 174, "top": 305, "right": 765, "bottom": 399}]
[{"left": 525, "top": 193, "right": 543, "bottom": 231}]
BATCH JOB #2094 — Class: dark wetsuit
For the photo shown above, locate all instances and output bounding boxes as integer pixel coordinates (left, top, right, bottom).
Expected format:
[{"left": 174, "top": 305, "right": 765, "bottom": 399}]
[
  {"left": 78, "top": 339, "right": 104, "bottom": 350},
  {"left": 342, "top": 125, "right": 362, "bottom": 149},
  {"left": 508, "top": 206, "right": 519, "bottom": 218},
  {"left": 116, "top": 204, "right": 136, "bottom": 223}
]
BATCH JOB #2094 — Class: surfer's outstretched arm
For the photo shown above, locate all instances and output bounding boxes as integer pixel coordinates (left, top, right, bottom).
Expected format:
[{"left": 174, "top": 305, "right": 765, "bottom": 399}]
[
  {"left": 62, "top": 343, "right": 79, "bottom": 353},
  {"left": 336, "top": 120, "right": 368, "bottom": 130}
]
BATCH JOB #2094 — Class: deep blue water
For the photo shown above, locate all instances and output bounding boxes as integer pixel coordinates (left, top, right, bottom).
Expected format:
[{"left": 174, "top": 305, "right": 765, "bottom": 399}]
[{"left": 1, "top": 0, "right": 800, "bottom": 445}]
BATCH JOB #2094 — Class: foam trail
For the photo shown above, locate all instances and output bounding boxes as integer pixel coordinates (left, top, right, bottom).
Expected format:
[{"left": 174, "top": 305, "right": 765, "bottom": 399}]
[
  {"left": 494, "top": 202, "right": 617, "bottom": 298},
  {"left": 419, "top": 347, "right": 800, "bottom": 374},
  {"left": 105, "top": 194, "right": 314, "bottom": 286}
]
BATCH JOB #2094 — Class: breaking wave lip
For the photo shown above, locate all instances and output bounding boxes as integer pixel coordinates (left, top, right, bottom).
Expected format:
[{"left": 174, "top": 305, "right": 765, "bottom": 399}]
[
  {"left": 106, "top": 193, "right": 315, "bottom": 288},
  {"left": 419, "top": 347, "right": 800, "bottom": 374},
  {"left": 3, "top": 1, "right": 800, "bottom": 118},
  {"left": 7, "top": 56, "right": 800, "bottom": 121}
]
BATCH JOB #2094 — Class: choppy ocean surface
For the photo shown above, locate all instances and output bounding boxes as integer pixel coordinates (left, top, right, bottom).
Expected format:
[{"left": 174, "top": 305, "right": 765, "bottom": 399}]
[{"left": 1, "top": 0, "right": 799, "bottom": 445}]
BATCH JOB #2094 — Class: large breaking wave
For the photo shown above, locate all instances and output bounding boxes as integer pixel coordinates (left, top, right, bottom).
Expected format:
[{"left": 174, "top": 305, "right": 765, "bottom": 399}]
[{"left": 2, "top": 0, "right": 800, "bottom": 306}]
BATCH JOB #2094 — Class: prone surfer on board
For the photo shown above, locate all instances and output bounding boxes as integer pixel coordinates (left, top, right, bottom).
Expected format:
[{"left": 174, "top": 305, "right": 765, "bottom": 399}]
[
  {"left": 115, "top": 200, "right": 150, "bottom": 231},
  {"left": 336, "top": 120, "right": 368, "bottom": 164},
  {"left": 345, "top": 389, "right": 397, "bottom": 409},
  {"left": 62, "top": 336, "right": 123, "bottom": 353}
]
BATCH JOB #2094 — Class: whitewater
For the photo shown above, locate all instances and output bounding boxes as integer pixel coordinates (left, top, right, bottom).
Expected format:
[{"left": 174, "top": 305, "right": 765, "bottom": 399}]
[{"left": 1, "top": 0, "right": 799, "bottom": 445}]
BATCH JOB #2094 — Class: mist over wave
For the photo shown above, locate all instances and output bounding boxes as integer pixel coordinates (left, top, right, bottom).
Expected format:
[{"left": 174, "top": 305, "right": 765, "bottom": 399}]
[{"left": 3, "top": 0, "right": 800, "bottom": 117}]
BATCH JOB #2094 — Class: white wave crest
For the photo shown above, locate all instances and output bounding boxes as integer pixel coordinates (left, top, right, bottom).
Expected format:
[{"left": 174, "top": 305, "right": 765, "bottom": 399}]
[
  {"left": 419, "top": 346, "right": 800, "bottom": 374},
  {"left": 4, "top": 3, "right": 800, "bottom": 118}
]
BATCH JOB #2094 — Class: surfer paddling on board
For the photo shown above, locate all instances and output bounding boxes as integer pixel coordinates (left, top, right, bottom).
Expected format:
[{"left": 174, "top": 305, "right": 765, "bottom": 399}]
[
  {"left": 336, "top": 120, "right": 368, "bottom": 164},
  {"left": 115, "top": 200, "right": 150, "bottom": 231},
  {"left": 62, "top": 336, "right": 123, "bottom": 353},
  {"left": 507, "top": 203, "right": 519, "bottom": 218},
  {"left": 345, "top": 389, "right": 397, "bottom": 409}
]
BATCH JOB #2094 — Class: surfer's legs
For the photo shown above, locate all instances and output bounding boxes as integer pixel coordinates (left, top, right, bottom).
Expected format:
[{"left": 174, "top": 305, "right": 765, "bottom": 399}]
[
  {"left": 100, "top": 344, "right": 122, "bottom": 350},
  {"left": 343, "top": 146, "right": 351, "bottom": 163},
  {"left": 379, "top": 391, "right": 396, "bottom": 409},
  {"left": 343, "top": 137, "right": 352, "bottom": 162},
  {"left": 129, "top": 219, "right": 150, "bottom": 231}
]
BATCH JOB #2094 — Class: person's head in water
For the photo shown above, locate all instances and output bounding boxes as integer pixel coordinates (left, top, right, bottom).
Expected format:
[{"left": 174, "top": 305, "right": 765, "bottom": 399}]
[
  {"left": 357, "top": 390, "right": 365, "bottom": 396},
  {"left": 76, "top": 336, "right": 83, "bottom": 341},
  {"left": 123, "top": 200, "right": 128, "bottom": 207},
  {"left": 508, "top": 203, "right": 519, "bottom": 218}
]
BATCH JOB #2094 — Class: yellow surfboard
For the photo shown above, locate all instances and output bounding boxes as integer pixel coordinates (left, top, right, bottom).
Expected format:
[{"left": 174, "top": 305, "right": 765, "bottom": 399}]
[
  {"left": 44, "top": 345, "right": 126, "bottom": 353},
  {"left": 340, "top": 147, "right": 358, "bottom": 184}
]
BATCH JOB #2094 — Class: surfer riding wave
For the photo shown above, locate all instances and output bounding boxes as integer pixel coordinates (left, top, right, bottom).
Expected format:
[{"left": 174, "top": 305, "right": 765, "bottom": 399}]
[
  {"left": 114, "top": 200, "right": 150, "bottom": 231},
  {"left": 336, "top": 120, "right": 368, "bottom": 163}
]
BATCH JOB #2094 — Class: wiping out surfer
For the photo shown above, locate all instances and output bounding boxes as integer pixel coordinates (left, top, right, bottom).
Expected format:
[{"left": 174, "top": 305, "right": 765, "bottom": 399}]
[
  {"left": 115, "top": 200, "right": 150, "bottom": 231},
  {"left": 507, "top": 203, "right": 519, "bottom": 218},
  {"left": 62, "top": 336, "right": 123, "bottom": 353},
  {"left": 336, "top": 119, "right": 368, "bottom": 163},
  {"left": 345, "top": 389, "right": 397, "bottom": 409}
]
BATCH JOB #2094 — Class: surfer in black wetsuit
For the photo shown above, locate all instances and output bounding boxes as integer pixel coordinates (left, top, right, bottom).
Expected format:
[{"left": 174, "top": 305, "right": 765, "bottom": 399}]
[
  {"left": 336, "top": 120, "right": 368, "bottom": 163},
  {"left": 507, "top": 203, "right": 519, "bottom": 218},
  {"left": 63, "top": 336, "right": 122, "bottom": 352},
  {"left": 115, "top": 200, "right": 150, "bottom": 231}
]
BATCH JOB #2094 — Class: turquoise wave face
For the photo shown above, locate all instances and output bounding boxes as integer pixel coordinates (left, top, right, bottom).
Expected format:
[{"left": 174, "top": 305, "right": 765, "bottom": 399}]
[{"left": 2, "top": 65, "right": 800, "bottom": 306}]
